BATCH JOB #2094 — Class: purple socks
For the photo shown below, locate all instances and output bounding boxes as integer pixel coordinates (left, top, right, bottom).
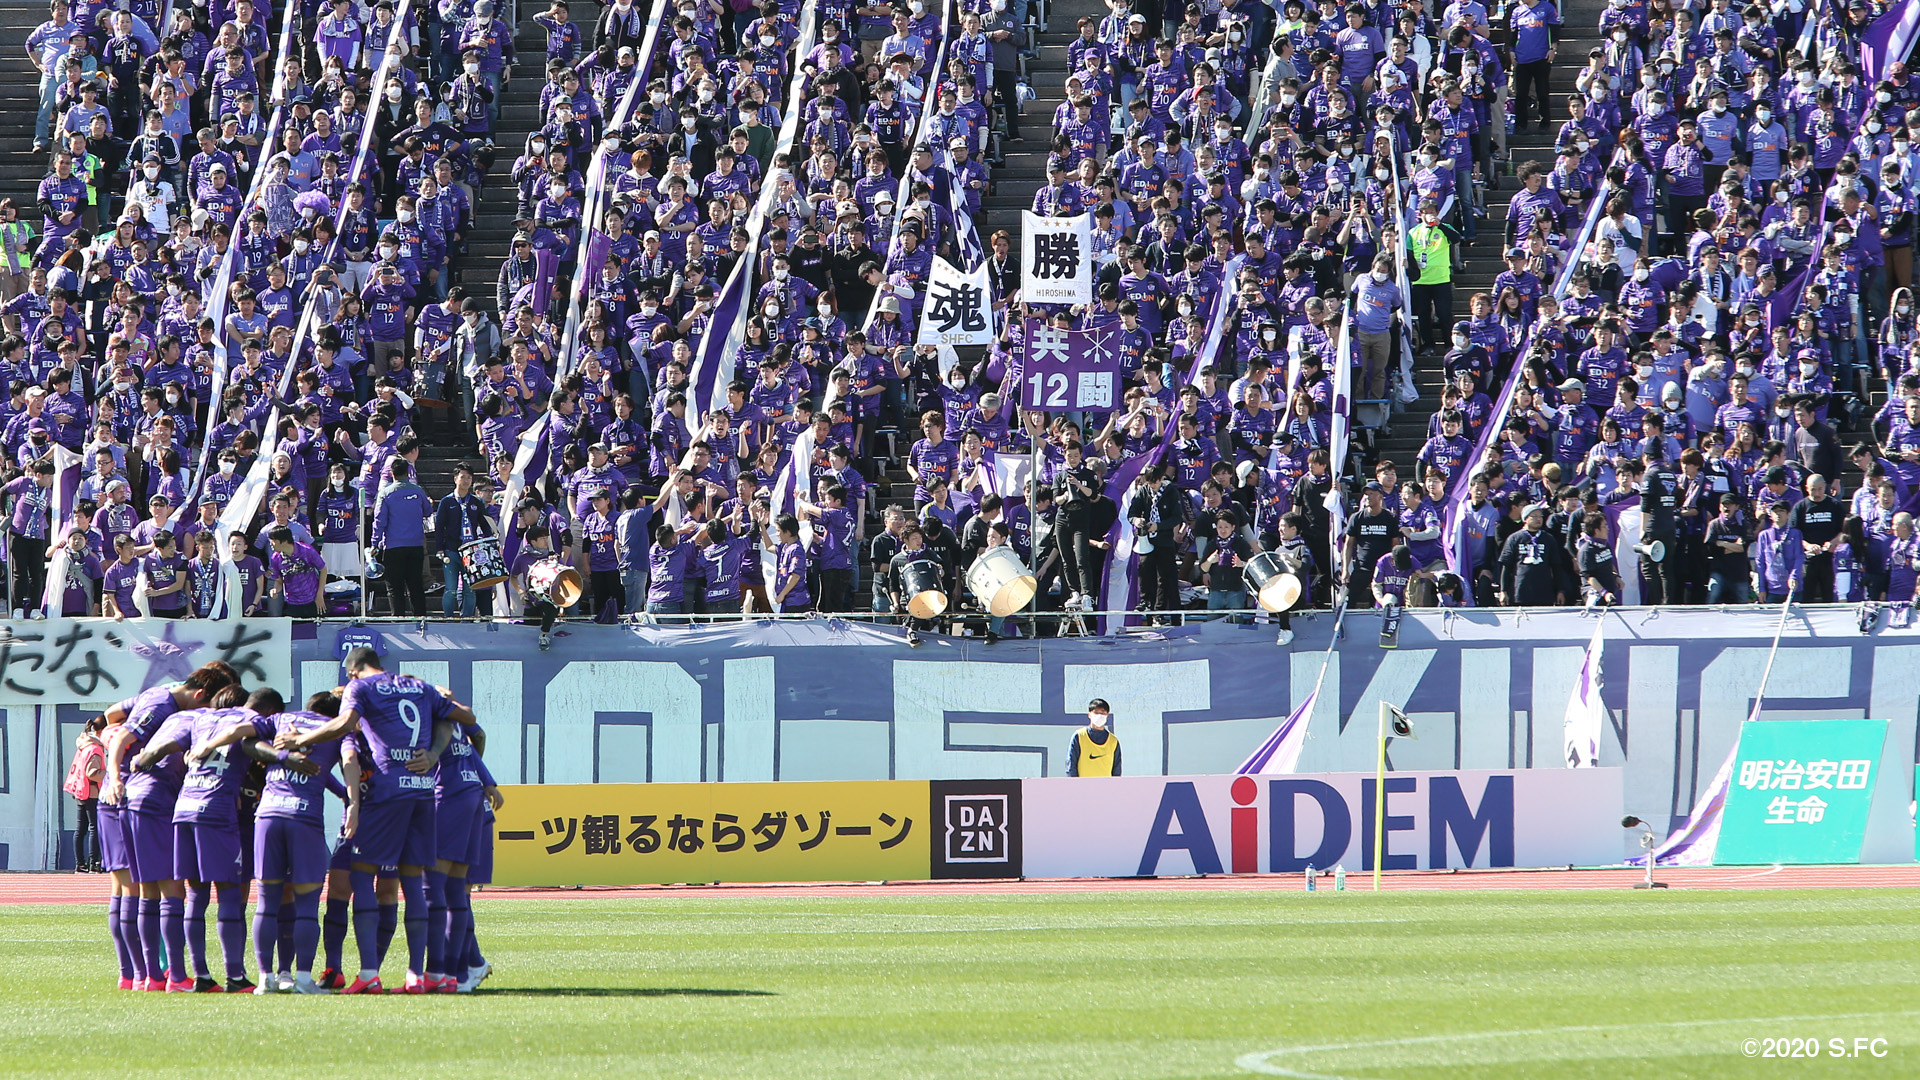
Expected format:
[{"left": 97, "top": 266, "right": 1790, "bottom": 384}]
[
  {"left": 349, "top": 870, "right": 381, "bottom": 973},
  {"left": 424, "top": 870, "right": 448, "bottom": 975},
  {"left": 186, "top": 884, "right": 212, "bottom": 980},
  {"left": 108, "top": 896, "right": 134, "bottom": 980},
  {"left": 160, "top": 896, "right": 187, "bottom": 984},
  {"left": 252, "top": 886, "right": 282, "bottom": 978},
  {"left": 293, "top": 890, "right": 322, "bottom": 972},
  {"left": 401, "top": 874, "right": 428, "bottom": 976},
  {"left": 443, "top": 876, "right": 471, "bottom": 978},
  {"left": 323, "top": 895, "right": 349, "bottom": 972},
  {"left": 137, "top": 896, "right": 163, "bottom": 982}
]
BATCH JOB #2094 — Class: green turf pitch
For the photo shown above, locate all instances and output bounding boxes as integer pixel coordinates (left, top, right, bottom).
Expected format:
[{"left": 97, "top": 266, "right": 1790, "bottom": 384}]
[{"left": 2, "top": 889, "right": 1917, "bottom": 1079}]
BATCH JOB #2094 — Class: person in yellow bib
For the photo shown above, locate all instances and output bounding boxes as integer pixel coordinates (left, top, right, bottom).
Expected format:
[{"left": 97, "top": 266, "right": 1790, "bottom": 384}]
[{"left": 1066, "top": 698, "right": 1121, "bottom": 777}]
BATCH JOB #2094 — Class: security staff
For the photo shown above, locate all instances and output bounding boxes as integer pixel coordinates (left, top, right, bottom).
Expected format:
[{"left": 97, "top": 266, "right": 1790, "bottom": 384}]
[
  {"left": 1066, "top": 698, "right": 1121, "bottom": 777},
  {"left": 1407, "top": 199, "right": 1461, "bottom": 352}
]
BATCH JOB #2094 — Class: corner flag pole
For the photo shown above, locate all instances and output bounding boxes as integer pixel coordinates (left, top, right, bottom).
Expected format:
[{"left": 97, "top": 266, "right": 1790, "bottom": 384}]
[{"left": 1374, "top": 700, "right": 1388, "bottom": 892}]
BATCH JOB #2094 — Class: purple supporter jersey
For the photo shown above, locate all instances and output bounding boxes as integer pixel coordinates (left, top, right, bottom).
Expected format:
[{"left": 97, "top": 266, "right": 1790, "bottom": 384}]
[
  {"left": 120, "top": 685, "right": 185, "bottom": 813},
  {"left": 254, "top": 711, "right": 346, "bottom": 826},
  {"left": 167, "top": 707, "right": 262, "bottom": 828},
  {"left": 342, "top": 672, "right": 454, "bottom": 802}
]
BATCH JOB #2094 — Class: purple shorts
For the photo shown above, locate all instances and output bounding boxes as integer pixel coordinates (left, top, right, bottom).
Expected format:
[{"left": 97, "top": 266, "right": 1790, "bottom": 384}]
[
  {"left": 128, "top": 808, "right": 176, "bottom": 884},
  {"left": 351, "top": 796, "right": 436, "bottom": 869},
  {"left": 435, "top": 790, "right": 487, "bottom": 869},
  {"left": 255, "top": 817, "right": 330, "bottom": 885},
  {"left": 98, "top": 801, "right": 134, "bottom": 873},
  {"left": 173, "top": 821, "right": 245, "bottom": 884}
]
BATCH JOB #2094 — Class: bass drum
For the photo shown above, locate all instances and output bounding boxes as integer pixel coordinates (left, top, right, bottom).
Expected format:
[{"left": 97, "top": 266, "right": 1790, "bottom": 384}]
[
  {"left": 458, "top": 535, "right": 509, "bottom": 589},
  {"left": 966, "top": 545, "right": 1037, "bottom": 618},
  {"left": 1243, "top": 550, "right": 1305, "bottom": 613},
  {"left": 901, "top": 559, "right": 948, "bottom": 620},
  {"left": 526, "top": 557, "right": 584, "bottom": 608}
]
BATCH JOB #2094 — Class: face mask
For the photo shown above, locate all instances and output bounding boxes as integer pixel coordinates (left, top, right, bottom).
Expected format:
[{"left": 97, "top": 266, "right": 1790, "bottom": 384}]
[
  {"left": 166, "top": 391, "right": 180, "bottom": 403},
  {"left": 763, "top": 304, "right": 779, "bottom": 317},
  {"left": 1087, "top": 711, "right": 1107, "bottom": 728},
  {"left": 1453, "top": 334, "right": 1469, "bottom": 348},
  {"left": 1799, "top": 72, "right": 1816, "bottom": 86},
  {"left": 143, "top": 166, "right": 159, "bottom": 179},
  {"left": 386, "top": 87, "right": 402, "bottom": 101},
  {"left": 379, "top": 245, "right": 397, "bottom": 258},
  {"left": 1648, "top": 104, "right": 1665, "bottom": 117},
  {"left": 1374, "top": 168, "right": 1389, "bottom": 181},
  {"left": 1612, "top": 30, "right": 1627, "bottom": 42},
  {"left": 397, "top": 209, "right": 414, "bottom": 223},
  {"left": 1837, "top": 231, "right": 1852, "bottom": 243},
  {"left": 1901, "top": 305, "right": 1912, "bottom": 316},
  {"left": 1636, "top": 364, "right": 1653, "bottom": 379},
  {"left": 1280, "top": 94, "right": 1297, "bottom": 106},
  {"left": 219, "top": 460, "right": 235, "bottom": 475},
  {"left": 1756, "top": 108, "right": 1773, "bottom": 123},
  {"left": 465, "top": 62, "right": 481, "bottom": 75},
  {"left": 1634, "top": 268, "right": 1649, "bottom": 282},
  {"left": 549, "top": 185, "right": 567, "bottom": 200},
  {"left": 740, "top": 110, "right": 755, "bottom": 124}
]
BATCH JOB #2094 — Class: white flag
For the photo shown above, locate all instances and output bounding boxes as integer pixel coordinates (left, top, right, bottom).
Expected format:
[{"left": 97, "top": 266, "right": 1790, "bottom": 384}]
[
  {"left": 1563, "top": 621, "right": 1606, "bottom": 768},
  {"left": 1020, "top": 211, "right": 1093, "bottom": 304},
  {"left": 917, "top": 256, "right": 994, "bottom": 346}
]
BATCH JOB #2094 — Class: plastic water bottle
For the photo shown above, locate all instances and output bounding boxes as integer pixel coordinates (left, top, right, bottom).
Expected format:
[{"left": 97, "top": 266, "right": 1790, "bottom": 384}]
[
  {"left": 1334, "top": 864, "right": 1347, "bottom": 891},
  {"left": 1304, "top": 864, "right": 1317, "bottom": 891}
]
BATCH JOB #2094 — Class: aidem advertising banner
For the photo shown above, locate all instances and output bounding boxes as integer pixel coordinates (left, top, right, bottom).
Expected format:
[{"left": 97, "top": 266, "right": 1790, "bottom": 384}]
[
  {"left": 1021, "top": 771, "right": 1627, "bottom": 878},
  {"left": 491, "top": 771, "right": 1623, "bottom": 886}
]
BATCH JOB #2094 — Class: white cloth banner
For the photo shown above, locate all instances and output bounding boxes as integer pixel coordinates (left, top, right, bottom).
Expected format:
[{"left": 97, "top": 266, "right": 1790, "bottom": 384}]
[
  {"left": 1020, "top": 212, "right": 1093, "bottom": 304},
  {"left": 1563, "top": 621, "right": 1606, "bottom": 768},
  {"left": 0, "top": 617, "right": 293, "bottom": 706},
  {"left": 917, "top": 256, "right": 995, "bottom": 346}
]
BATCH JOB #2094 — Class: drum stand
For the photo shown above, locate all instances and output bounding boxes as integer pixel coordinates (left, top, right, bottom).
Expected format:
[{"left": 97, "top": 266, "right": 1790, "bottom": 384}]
[{"left": 1055, "top": 606, "right": 1091, "bottom": 637}]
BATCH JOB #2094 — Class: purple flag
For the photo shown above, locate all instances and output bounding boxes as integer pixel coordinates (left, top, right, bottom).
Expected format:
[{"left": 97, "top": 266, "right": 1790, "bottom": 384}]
[
  {"left": 1441, "top": 350, "right": 1528, "bottom": 582},
  {"left": 689, "top": 259, "right": 752, "bottom": 420},
  {"left": 1020, "top": 320, "right": 1119, "bottom": 411},
  {"left": 1236, "top": 687, "right": 1317, "bottom": 774},
  {"left": 1860, "top": 3, "right": 1920, "bottom": 83}
]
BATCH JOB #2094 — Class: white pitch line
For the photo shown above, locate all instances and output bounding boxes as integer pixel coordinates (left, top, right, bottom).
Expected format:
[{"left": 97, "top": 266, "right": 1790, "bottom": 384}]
[{"left": 1236, "top": 1010, "right": 1920, "bottom": 1078}]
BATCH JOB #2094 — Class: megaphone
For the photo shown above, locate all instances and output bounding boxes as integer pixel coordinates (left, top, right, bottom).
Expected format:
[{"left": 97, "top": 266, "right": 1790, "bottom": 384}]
[{"left": 1632, "top": 539, "right": 1667, "bottom": 563}]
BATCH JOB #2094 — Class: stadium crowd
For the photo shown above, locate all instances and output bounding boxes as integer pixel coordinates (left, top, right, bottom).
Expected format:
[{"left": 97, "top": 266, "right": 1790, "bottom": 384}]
[{"left": 3, "top": 0, "right": 1919, "bottom": 644}]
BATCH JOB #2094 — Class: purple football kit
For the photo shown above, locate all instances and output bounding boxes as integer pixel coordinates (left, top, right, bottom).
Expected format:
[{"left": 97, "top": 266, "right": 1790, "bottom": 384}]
[{"left": 344, "top": 672, "right": 454, "bottom": 869}]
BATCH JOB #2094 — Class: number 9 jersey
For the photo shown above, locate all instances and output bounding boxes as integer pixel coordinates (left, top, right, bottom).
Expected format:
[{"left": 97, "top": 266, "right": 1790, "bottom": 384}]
[{"left": 342, "top": 674, "right": 455, "bottom": 802}]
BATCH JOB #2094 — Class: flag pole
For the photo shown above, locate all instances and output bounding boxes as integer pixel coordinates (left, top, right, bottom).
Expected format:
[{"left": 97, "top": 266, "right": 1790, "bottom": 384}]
[
  {"left": 1374, "top": 699, "right": 1388, "bottom": 892},
  {"left": 1749, "top": 585, "right": 1797, "bottom": 722}
]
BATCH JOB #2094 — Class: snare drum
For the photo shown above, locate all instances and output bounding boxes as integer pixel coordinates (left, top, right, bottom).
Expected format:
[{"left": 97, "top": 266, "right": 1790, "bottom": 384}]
[
  {"left": 458, "top": 535, "right": 509, "bottom": 589},
  {"left": 901, "top": 559, "right": 948, "bottom": 619},
  {"left": 525, "top": 557, "right": 584, "bottom": 608},
  {"left": 965, "top": 545, "right": 1037, "bottom": 618}
]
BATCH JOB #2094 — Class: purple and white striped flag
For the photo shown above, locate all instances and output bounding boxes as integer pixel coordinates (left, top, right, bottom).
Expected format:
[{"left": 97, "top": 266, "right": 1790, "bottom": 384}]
[
  {"left": 1235, "top": 687, "right": 1318, "bottom": 775},
  {"left": 1563, "top": 621, "right": 1607, "bottom": 768}
]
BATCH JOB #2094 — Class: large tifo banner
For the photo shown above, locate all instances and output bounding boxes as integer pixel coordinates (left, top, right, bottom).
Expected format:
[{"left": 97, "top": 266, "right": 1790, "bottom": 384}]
[
  {"left": 5, "top": 608, "right": 1920, "bottom": 868},
  {"left": 493, "top": 771, "right": 1620, "bottom": 885},
  {"left": 0, "top": 619, "right": 294, "bottom": 868}
]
